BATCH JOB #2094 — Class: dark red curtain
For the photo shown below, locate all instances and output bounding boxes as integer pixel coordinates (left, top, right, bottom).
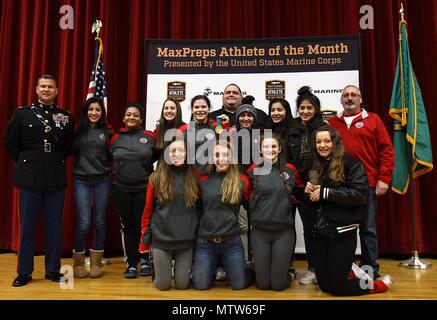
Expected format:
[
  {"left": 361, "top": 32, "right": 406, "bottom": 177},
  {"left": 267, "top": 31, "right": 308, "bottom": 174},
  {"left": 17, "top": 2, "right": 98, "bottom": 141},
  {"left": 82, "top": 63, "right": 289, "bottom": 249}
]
[{"left": 1, "top": 0, "right": 437, "bottom": 255}]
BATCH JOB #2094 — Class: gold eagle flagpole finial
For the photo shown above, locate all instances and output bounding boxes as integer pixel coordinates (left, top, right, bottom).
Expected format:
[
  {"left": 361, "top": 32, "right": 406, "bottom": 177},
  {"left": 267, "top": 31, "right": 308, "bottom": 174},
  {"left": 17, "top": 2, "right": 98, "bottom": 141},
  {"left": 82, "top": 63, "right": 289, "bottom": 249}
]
[
  {"left": 92, "top": 20, "right": 102, "bottom": 37},
  {"left": 400, "top": 3, "right": 405, "bottom": 21}
]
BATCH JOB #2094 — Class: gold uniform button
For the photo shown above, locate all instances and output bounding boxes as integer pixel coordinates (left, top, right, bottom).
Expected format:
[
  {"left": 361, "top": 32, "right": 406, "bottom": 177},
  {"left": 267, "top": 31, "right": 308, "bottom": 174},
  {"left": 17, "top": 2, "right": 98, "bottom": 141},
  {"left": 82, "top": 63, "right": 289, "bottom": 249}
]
[
  {"left": 44, "top": 139, "right": 47, "bottom": 142},
  {"left": 45, "top": 120, "right": 49, "bottom": 123}
]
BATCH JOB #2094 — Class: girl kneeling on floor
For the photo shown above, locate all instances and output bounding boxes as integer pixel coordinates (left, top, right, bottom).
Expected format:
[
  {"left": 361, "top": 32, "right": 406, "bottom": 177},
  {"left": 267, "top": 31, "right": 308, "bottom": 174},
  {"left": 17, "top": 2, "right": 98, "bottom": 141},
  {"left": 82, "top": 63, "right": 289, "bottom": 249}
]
[
  {"left": 139, "top": 138, "right": 199, "bottom": 290},
  {"left": 306, "top": 126, "right": 392, "bottom": 296},
  {"left": 192, "top": 142, "right": 253, "bottom": 290}
]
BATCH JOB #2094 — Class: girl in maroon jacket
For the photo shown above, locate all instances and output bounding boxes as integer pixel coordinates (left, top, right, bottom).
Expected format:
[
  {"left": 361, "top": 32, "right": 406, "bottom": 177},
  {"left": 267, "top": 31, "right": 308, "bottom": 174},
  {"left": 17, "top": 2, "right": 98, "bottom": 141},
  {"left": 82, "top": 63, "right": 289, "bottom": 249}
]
[{"left": 139, "top": 138, "right": 199, "bottom": 290}]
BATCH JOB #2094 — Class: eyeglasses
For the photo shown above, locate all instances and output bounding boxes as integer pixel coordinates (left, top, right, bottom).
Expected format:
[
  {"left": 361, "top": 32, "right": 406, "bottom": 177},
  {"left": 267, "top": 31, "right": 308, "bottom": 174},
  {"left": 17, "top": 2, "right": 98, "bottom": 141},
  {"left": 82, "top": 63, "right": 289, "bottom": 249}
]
[{"left": 342, "top": 92, "right": 360, "bottom": 98}]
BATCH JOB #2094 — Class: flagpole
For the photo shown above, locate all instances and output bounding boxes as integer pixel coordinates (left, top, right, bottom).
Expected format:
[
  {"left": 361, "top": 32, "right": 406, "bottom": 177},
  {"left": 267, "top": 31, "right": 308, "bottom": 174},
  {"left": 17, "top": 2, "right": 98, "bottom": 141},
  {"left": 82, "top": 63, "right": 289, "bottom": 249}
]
[
  {"left": 397, "top": 4, "right": 431, "bottom": 268},
  {"left": 399, "top": 146, "right": 431, "bottom": 269},
  {"left": 84, "top": 19, "right": 110, "bottom": 268}
]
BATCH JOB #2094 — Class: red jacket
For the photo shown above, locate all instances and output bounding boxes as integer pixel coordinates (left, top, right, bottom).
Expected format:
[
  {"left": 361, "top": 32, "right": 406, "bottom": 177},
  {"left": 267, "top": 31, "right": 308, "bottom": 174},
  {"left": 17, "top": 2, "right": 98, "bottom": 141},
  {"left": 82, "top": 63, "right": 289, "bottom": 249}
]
[{"left": 329, "top": 109, "right": 394, "bottom": 188}]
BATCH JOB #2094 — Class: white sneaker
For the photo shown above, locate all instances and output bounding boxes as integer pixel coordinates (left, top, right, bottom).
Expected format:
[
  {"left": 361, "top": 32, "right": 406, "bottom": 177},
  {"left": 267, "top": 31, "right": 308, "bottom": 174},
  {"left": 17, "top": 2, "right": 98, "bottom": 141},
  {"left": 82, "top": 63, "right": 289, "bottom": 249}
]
[
  {"left": 215, "top": 268, "right": 227, "bottom": 281},
  {"left": 376, "top": 274, "right": 394, "bottom": 288},
  {"left": 299, "top": 271, "right": 317, "bottom": 285},
  {"left": 288, "top": 268, "right": 296, "bottom": 281}
]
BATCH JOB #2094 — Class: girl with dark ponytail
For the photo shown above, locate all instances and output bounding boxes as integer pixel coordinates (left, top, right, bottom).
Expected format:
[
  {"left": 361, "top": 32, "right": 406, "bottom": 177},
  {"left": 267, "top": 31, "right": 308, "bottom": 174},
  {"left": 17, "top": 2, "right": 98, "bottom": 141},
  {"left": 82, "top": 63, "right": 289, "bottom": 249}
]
[{"left": 289, "top": 86, "right": 326, "bottom": 285}]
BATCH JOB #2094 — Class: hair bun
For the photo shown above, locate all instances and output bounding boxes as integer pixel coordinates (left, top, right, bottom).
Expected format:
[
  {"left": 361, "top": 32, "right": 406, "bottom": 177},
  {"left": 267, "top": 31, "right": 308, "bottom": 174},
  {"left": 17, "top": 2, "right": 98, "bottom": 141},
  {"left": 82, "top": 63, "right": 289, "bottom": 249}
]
[
  {"left": 242, "top": 95, "right": 255, "bottom": 105},
  {"left": 297, "top": 86, "right": 312, "bottom": 97}
]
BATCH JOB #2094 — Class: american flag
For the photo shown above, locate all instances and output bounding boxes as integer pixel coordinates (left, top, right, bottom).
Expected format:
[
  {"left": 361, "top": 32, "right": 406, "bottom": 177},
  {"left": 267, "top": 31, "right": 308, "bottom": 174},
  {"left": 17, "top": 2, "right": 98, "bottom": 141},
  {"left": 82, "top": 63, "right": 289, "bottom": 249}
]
[{"left": 87, "top": 36, "right": 107, "bottom": 110}]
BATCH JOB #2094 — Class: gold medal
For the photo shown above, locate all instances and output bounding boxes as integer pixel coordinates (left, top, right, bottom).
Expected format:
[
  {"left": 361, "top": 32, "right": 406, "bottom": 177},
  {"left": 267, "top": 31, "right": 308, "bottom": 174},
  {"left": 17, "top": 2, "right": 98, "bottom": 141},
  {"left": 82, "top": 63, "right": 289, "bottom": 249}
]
[
  {"left": 215, "top": 125, "right": 223, "bottom": 134},
  {"left": 215, "top": 118, "right": 223, "bottom": 134}
]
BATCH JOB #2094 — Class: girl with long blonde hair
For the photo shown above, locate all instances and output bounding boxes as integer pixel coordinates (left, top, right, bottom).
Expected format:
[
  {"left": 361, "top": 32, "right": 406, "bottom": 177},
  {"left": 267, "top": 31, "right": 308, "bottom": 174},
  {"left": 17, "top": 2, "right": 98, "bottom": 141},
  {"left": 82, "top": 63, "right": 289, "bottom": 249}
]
[
  {"left": 192, "top": 142, "right": 253, "bottom": 290},
  {"left": 139, "top": 138, "right": 199, "bottom": 290}
]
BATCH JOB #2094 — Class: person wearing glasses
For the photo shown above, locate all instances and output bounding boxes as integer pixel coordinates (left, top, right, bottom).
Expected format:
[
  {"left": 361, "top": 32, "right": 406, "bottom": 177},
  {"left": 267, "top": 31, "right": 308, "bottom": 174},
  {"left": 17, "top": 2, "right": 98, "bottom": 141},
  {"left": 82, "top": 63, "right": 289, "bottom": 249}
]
[{"left": 329, "top": 85, "right": 394, "bottom": 281}]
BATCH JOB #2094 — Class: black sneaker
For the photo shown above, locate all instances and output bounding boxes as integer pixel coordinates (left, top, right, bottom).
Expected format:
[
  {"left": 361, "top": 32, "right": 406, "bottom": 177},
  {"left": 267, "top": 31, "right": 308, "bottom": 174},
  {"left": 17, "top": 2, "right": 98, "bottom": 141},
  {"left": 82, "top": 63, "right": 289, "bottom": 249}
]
[
  {"left": 124, "top": 266, "right": 138, "bottom": 279},
  {"left": 288, "top": 267, "right": 296, "bottom": 281},
  {"left": 140, "top": 263, "right": 152, "bottom": 277},
  {"left": 12, "top": 274, "right": 32, "bottom": 287},
  {"left": 45, "top": 272, "right": 65, "bottom": 282}
]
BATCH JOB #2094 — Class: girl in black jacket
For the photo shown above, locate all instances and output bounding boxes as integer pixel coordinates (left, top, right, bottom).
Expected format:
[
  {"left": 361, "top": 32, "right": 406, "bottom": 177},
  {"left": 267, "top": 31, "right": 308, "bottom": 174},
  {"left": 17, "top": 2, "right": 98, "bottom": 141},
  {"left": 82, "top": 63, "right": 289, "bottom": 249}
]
[
  {"left": 139, "top": 138, "right": 199, "bottom": 290},
  {"left": 305, "top": 126, "right": 392, "bottom": 296},
  {"left": 289, "top": 86, "right": 326, "bottom": 285},
  {"left": 154, "top": 98, "right": 185, "bottom": 160},
  {"left": 268, "top": 97, "right": 293, "bottom": 163}
]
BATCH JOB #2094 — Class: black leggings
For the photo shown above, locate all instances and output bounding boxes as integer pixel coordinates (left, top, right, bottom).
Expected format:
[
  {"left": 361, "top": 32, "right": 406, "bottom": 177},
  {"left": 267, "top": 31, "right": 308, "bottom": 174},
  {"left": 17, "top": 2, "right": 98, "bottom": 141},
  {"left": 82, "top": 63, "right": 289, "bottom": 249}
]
[
  {"left": 314, "top": 230, "right": 370, "bottom": 296},
  {"left": 112, "top": 187, "right": 146, "bottom": 267}
]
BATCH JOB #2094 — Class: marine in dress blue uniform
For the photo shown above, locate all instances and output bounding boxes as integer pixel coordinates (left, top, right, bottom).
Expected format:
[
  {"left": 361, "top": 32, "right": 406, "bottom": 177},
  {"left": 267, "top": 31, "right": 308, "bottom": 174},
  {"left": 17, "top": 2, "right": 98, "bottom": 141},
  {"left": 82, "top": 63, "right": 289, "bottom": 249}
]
[{"left": 4, "top": 75, "right": 74, "bottom": 287}]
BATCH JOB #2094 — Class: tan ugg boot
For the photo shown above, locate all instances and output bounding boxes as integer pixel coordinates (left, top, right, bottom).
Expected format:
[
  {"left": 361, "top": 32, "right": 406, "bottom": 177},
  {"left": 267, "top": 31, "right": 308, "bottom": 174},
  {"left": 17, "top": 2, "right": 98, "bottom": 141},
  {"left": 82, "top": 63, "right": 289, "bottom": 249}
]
[
  {"left": 89, "top": 249, "right": 104, "bottom": 278},
  {"left": 73, "top": 250, "right": 89, "bottom": 278}
]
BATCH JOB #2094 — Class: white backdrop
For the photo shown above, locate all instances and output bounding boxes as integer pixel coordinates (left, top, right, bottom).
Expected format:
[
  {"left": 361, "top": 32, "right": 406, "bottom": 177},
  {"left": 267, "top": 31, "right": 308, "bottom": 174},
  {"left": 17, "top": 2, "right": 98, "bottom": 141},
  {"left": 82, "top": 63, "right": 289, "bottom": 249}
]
[{"left": 145, "top": 70, "right": 359, "bottom": 130}]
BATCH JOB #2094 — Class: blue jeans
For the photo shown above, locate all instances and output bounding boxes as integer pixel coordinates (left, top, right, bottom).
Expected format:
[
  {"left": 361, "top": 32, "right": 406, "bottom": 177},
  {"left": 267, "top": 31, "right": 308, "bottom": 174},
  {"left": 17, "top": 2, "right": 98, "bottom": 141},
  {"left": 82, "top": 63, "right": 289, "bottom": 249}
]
[
  {"left": 192, "top": 235, "right": 251, "bottom": 290},
  {"left": 359, "top": 188, "right": 379, "bottom": 273},
  {"left": 73, "top": 175, "right": 110, "bottom": 251},
  {"left": 18, "top": 189, "right": 65, "bottom": 275}
]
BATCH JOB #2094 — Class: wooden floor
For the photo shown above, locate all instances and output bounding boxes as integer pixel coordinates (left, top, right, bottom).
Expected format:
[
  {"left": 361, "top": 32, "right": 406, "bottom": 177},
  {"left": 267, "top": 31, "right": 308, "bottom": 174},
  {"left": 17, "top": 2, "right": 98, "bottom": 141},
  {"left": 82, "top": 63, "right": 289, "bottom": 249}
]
[{"left": 0, "top": 253, "right": 436, "bottom": 300}]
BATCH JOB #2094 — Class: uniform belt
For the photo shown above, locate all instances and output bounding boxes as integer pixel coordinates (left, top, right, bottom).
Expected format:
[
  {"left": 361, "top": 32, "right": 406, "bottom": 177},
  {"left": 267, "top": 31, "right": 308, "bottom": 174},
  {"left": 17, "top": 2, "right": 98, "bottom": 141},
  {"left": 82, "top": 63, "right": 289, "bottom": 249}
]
[
  {"left": 207, "top": 234, "right": 236, "bottom": 243},
  {"left": 44, "top": 142, "right": 52, "bottom": 152}
]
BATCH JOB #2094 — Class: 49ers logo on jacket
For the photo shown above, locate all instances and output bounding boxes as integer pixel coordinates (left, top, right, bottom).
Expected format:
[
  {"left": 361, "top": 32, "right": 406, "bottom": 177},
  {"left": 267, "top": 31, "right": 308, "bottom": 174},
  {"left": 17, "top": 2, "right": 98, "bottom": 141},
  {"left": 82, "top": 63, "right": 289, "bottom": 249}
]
[
  {"left": 355, "top": 121, "right": 364, "bottom": 128},
  {"left": 167, "top": 81, "right": 186, "bottom": 102},
  {"left": 280, "top": 172, "right": 290, "bottom": 180},
  {"left": 140, "top": 138, "right": 148, "bottom": 144}
]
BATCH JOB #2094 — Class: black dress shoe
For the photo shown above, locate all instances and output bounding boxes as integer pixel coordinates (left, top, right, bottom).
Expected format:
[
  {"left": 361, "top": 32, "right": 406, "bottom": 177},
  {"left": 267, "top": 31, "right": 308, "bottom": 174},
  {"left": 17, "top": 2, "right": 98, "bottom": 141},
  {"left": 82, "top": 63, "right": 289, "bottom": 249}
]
[
  {"left": 45, "top": 272, "right": 65, "bottom": 282},
  {"left": 12, "top": 274, "right": 32, "bottom": 287}
]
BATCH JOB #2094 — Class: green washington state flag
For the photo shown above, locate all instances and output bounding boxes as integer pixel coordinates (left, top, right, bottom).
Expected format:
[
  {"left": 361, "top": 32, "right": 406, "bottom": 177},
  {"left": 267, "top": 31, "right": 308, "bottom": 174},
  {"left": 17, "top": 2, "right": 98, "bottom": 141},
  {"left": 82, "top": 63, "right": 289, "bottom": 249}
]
[{"left": 389, "top": 18, "right": 433, "bottom": 194}]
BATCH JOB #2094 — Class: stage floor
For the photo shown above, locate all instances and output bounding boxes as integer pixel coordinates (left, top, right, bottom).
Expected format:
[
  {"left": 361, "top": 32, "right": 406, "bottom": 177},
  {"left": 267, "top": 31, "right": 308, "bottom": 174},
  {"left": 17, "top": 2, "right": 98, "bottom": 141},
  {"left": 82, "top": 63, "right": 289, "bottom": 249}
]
[{"left": 0, "top": 253, "right": 436, "bottom": 300}]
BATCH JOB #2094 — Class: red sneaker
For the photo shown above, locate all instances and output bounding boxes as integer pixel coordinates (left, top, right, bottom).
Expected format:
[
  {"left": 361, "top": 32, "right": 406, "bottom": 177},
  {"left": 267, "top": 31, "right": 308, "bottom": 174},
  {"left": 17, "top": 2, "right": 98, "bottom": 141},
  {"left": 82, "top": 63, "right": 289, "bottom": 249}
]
[{"left": 370, "top": 275, "right": 393, "bottom": 294}]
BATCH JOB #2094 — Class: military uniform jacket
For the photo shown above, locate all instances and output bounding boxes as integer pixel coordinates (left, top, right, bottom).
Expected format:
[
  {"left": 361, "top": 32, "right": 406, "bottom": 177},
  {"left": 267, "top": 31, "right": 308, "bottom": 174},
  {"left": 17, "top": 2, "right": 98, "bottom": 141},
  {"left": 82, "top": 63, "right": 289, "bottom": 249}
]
[{"left": 4, "top": 102, "right": 75, "bottom": 191}]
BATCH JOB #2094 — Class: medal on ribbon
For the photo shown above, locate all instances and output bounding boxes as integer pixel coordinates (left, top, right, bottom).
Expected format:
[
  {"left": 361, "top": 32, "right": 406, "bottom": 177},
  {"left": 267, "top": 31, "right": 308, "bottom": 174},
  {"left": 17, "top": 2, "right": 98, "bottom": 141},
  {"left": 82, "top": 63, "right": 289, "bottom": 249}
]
[{"left": 215, "top": 118, "right": 223, "bottom": 134}]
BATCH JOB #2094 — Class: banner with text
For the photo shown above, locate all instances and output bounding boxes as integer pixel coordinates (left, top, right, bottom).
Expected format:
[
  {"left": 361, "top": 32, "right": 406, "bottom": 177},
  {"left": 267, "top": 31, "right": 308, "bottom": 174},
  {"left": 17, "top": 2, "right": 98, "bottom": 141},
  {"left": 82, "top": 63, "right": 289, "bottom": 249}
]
[
  {"left": 145, "top": 35, "right": 362, "bottom": 253},
  {"left": 145, "top": 35, "right": 361, "bottom": 130}
]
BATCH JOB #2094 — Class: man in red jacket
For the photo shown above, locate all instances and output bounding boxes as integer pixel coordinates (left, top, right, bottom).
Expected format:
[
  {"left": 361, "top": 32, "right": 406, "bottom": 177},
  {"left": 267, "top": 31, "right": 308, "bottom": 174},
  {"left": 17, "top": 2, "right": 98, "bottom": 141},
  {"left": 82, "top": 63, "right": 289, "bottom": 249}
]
[{"left": 329, "top": 85, "right": 394, "bottom": 279}]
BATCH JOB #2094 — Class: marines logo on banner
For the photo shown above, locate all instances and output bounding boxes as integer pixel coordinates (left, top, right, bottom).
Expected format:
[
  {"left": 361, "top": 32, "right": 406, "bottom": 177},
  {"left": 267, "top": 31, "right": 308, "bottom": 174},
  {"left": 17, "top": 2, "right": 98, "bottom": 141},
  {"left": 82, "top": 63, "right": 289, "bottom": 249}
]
[
  {"left": 167, "top": 81, "right": 186, "bottom": 102},
  {"left": 265, "top": 80, "right": 285, "bottom": 100},
  {"left": 321, "top": 109, "right": 338, "bottom": 122}
]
